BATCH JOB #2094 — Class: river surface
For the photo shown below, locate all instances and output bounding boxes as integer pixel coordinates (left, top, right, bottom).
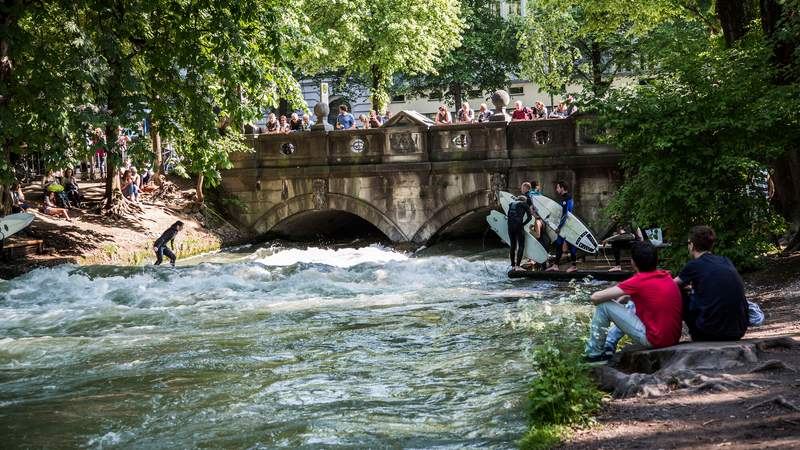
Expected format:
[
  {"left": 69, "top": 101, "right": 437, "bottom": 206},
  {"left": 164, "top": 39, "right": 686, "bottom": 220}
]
[{"left": 0, "top": 242, "right": 594, "bottom": 448}]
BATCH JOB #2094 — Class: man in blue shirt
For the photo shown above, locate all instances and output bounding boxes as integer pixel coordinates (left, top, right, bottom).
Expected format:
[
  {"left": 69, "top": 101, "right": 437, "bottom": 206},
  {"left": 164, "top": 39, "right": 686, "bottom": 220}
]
[
  {"left": 547, "top": 181, "right": 578, "bottom": 272},
  {"left": 674, "top": 225, "right": 748, "bottom": 341},
  {"left": 336, "top": 105, "right": 355, "bottom": 130}
]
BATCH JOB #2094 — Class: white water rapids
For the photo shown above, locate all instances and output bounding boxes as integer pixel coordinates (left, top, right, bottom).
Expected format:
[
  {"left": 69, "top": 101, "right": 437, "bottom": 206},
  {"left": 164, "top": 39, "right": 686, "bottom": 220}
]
[{"left": 0, "top": 243, "right": 595, "bottom": 448}]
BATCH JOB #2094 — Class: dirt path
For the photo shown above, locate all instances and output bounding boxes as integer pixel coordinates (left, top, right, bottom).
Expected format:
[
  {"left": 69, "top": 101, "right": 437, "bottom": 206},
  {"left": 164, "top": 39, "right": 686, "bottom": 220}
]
[
  {"left": 1, "top": 178, "right": 247, "bottom": 278},
  {"left": 563, "top": 254, "right": 800, "bottom": 450}
]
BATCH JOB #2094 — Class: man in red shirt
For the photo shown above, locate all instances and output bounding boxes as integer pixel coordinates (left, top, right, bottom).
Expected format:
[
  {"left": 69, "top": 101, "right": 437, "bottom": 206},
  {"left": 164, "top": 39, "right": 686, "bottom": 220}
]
[
  {"left": 584, "top": 241, "right": 683, "bottom": 362},
  {"left": 510, "top": 100, "right": 531, "bottom": 121}
]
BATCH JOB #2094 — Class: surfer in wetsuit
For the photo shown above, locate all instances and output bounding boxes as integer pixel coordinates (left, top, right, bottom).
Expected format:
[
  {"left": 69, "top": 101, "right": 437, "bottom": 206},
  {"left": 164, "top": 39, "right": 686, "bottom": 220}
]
[
  {"left": 508, "top": 195, "right": 532, "bottom": 271},
  {"left": 153, "top": 220, "right": 184, "bottom": 266},
  {"left": 547, "top": 181, "right": 578, "bottom": 272}
]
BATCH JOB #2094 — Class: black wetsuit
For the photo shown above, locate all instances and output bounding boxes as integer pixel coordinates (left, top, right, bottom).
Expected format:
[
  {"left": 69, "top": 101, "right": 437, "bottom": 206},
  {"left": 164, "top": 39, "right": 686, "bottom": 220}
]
[
  {"left": 507, "top": 200, "right": 532, "bottom": 267},
  {"left": 154, "top": 225, "right": 180, "bottom": 266}
]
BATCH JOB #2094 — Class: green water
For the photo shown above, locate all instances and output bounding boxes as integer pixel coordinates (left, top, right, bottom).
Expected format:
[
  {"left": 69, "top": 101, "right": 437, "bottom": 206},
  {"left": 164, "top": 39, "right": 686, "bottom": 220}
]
[{"left": 0, "top": 243, "right": 591, "bottom": 448}]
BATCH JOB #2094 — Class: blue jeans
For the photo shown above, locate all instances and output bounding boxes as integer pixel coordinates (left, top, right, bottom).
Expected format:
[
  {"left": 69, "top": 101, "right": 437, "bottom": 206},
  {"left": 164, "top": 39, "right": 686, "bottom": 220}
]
[
  {"left": 605, "top": 302, "right": 636, "bottom": 352},
  {"left": 585, "top": 301, "right": 651, "bottom": 357}
]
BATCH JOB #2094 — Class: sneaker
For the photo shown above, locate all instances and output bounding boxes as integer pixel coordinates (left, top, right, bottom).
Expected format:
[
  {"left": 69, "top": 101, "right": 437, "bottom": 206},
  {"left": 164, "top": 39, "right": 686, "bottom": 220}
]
[{"left": 584, "top": 353, "right": 612, "bottom": 364}]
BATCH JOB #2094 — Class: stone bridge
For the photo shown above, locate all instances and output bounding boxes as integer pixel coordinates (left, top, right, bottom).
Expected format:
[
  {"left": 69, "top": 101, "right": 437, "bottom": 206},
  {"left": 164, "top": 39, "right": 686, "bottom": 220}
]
[{"left": 219, "top": 110, "right": 623, "bottom": 243}]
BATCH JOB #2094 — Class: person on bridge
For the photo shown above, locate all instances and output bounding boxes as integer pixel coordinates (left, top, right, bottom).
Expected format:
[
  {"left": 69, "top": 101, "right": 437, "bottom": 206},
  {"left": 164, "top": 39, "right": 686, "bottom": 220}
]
[
  {"left": 507, "top": 195, "right": 532, "bottom": 271},
  {"left": 153, "top": 220, "right": 184, "bottom": 267},
  {"left": 336, "top": 105, "right": 356, "bottom": 130},
  {"left": 547, "top": 181, "right": 578, "bottom": 272}
]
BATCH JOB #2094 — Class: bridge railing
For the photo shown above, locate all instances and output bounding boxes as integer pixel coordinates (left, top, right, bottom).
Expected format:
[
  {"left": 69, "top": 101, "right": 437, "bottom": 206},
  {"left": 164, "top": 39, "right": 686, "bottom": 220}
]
[{"left": 231, "top": 113, "right": 614, "bottom": 170}]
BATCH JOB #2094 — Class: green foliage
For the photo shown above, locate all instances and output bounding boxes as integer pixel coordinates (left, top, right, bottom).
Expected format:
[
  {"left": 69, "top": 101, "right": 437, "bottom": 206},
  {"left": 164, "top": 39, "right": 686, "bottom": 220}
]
[
  {"left": 517, "top": 0, "right": 672, "bottom": 97},
  {"left": 304, "top": 0, "right": 462, "bottom": 111},
  {"left": 599, "top": 23, "right": 797, "bottom": 270},
  {"left": 399, "top": 0, "right": 520, "bottom": 106},
  {"left": 520, "top": 317, "right": 604, "bottom": 450}
]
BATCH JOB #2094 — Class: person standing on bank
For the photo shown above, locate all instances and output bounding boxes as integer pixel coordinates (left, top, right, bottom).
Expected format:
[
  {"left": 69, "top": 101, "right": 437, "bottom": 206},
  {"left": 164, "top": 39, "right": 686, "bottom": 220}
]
[
  {"left": 154, "top": 221, "right": 184, "bottom": 266},
  {"left": 547, "top": 181, "right": 578, "bottom": 272},
  {"left": 507, "top": 195, "right": 532, "bottom": 271},
  {"left": 674, "top": 225, "right": 749, "bottom": 341}
]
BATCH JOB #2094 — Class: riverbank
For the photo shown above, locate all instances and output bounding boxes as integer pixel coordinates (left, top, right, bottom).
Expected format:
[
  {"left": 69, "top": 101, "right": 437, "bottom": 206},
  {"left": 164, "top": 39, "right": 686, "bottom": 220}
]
[
  {"left": 561, "top": 252, "right": 800, "bottom": 449},
  {"left": 0, "top": 178, "right": 248, "bottom": 279}
]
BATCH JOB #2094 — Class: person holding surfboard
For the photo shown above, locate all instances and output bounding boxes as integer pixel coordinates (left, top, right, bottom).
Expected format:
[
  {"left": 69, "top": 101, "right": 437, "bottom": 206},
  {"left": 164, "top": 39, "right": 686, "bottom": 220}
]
[
  {"left": 547, "top": 181, "right": 578, "bottom": 272},
  {"left": 507, "top": 195, "right": 533, "bottom": 271}
]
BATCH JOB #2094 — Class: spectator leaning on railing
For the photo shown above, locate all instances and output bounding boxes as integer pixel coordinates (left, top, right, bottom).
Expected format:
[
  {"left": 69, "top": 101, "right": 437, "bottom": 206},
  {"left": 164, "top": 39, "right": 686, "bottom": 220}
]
[
  {"left": 511, "top": 100, "right": 532, "bottom": 121},
  {"left": 435, "top": 105, "right": 452, "bottom": 124},
  {"left": 456, "top": 102, "right": 474, "bottom": 123},
  {"left": 476, "top": 103, "right": 492, "bottom": 123},
  {"left": 336, "top": 105, "right": 356, "bottom": 130}
]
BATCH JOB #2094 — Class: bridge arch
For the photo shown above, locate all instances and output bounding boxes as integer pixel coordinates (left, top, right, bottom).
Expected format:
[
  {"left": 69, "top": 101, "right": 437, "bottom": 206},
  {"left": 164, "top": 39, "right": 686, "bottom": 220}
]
[
  {"left": 411, "top": 190, "right": 495, "bottom": 243},
  {"left": 253, "top": 193, "right": 408, "bottom": 242}
]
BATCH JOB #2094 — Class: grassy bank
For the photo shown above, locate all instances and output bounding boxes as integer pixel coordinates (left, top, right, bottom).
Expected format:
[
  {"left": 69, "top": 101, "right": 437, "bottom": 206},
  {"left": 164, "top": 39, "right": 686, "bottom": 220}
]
[{"left": 520, "top": 317, "right": 605, "bottom": 450}]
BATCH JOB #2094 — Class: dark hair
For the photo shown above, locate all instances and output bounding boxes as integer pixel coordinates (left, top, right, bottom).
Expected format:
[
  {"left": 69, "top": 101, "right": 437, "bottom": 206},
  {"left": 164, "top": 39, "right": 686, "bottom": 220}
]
[
  {"left": 530, "top": 180, "right": 540, "bottom": 189},
  {"left": 630, "top": 241, "right": 658, "bottom": 272},
  {"left": 689, "top": 225, "right": 715, "bottom": 252},
  {"left": 174, "top": 220, "right": 184, "bottom": 228},
  {"left": 556, "top": 180, "right": 569, "bottom": 191},
  {"left": 339, "top": 105, "right": 347, "bottom": 112}
]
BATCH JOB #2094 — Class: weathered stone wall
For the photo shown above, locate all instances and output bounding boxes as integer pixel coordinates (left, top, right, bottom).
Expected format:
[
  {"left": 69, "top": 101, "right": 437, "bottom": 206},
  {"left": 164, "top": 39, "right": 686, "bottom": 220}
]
[{"left": 220, "top": 113, "right": 622, "bottom": 243}]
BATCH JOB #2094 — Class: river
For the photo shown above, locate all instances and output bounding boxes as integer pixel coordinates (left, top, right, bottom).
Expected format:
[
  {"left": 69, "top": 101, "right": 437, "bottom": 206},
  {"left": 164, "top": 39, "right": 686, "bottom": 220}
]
[{"left": 0, "top": 242, "right": 594, "bottom": 448}]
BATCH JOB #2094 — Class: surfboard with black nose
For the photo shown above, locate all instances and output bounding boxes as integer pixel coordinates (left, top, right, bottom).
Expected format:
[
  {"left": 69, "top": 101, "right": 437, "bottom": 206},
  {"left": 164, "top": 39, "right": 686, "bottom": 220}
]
[
  {"left": 527, "top": 194, "right": 599, "bottom": 254},
  {"left": 0, "top": 212, "right": 34, "bottom": 240}
]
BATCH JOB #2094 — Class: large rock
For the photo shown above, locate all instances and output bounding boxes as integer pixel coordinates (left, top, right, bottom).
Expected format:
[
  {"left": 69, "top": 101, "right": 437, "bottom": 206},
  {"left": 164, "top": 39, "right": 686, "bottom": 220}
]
[{"left": 593, "top": 336, "right": 800, "bottom": 398}]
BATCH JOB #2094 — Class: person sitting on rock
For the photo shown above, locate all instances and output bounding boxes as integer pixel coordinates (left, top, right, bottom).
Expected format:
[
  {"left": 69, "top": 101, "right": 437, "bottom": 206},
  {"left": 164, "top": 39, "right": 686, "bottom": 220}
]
[
  {"left": 674, "top": 225, "right": 748, "bottom": 342},
  {"left": 62, "top": 168, "right": 84, "bottom": 208},
  {"left": 121, "top": 170, "right": 140, "bottom": 203},
  {"left": 11, "top": 182, "right": 31, "bottom": 213},
  {"left": 584, "top": 241, "right": 683, "bottom": 362},
  {"left": 42, "top": 191, "right": 72, "bottom": 222}
]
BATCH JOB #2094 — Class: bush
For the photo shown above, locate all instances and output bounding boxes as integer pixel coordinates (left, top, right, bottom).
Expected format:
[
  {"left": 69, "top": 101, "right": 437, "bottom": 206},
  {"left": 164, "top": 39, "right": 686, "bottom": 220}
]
[{"left": 520, "top": 318, "right": 604, "bottom": 450}]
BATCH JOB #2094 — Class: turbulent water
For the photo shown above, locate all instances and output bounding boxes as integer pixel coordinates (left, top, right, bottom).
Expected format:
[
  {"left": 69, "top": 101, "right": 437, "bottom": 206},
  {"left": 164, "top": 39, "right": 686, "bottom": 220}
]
[{"left": 0, "top": 243, "right": 594, "bottom": 449}]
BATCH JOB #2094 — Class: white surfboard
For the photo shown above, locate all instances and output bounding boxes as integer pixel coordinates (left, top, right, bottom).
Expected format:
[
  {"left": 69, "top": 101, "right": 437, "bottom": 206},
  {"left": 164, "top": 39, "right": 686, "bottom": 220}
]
[
  {"left": 0, "top": 212, "right": 34, "bottom": 239},
  {"left": 499, "top": 191, "right": 557, "bottom": 242},
  {"left": 528, "top": 194, "right": 599, "bottom": 254},
  {"left": 486, "top": 210, "right": 548, "bottom": 263}
]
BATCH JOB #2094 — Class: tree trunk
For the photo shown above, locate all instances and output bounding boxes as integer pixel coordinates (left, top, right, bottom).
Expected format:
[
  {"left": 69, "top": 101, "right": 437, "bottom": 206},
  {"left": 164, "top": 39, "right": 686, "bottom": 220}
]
[
  {"left": 104, "top": 124, "right": 121, "bottom": 208},
  {"left": 590, "top": 41, "right": 605, "bottom": 97},
  {"left": 450, "top": 82, "right": 463, "bottom": 113},
  {"left": 371, "top": 64, "right": 384, "bottom": 113},
  {"left": 716, "top": 0, "right": 758, "bottom": 47},
  {"left": 760, "top": 0, "right": 800, "bottom": 250},
  {"left": 152, "top": 127, "right": 162, "bottom": 185},
  {"left": 1, "top": 2, "right": 19, "bottom": 216},
  {"left": 195, "top": 174, "right": 204, "bottom": 203},
  {"left": 278, "top": 98, "right": 289, "bottom": 117}
]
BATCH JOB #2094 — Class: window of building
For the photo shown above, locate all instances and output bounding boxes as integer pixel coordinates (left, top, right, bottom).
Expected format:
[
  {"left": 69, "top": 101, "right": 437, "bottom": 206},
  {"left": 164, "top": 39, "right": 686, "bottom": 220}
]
[
  {"left": 509, "top": 86, "right": 524, "bottom": 96},
  {"left": 490, "top": 0, "right": 501, "bottom": 16},
  {"left": 391, "top": 94, "right": 406, "bottom": 103},
  {"left": 508, "top": 0, "right": 522, "bottom": 16},
  {"left": 467, "top": 89, "right": 482, "bottom": 99},
  {"left": 428, "top": 91, "right": 443, "bottom": 101}
]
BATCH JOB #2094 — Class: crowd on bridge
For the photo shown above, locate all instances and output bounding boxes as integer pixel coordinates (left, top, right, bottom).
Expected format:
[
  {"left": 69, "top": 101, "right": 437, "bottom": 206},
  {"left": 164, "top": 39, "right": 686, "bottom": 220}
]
[{"left": 260, "top": 95, "right": 579, "bottom": 133}]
